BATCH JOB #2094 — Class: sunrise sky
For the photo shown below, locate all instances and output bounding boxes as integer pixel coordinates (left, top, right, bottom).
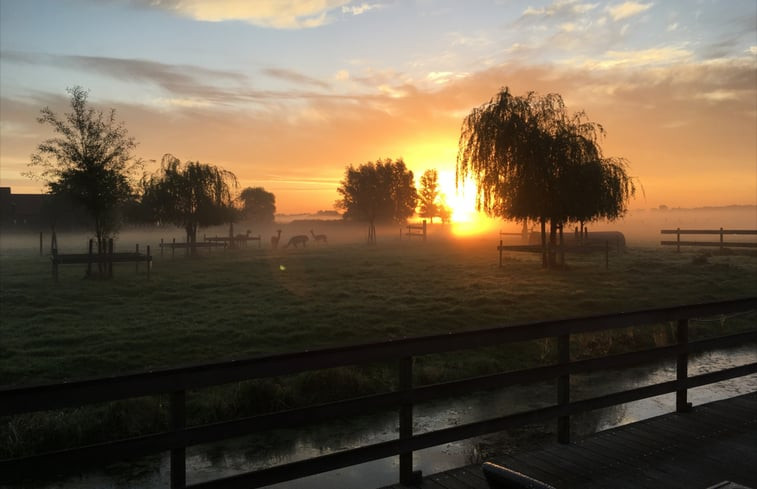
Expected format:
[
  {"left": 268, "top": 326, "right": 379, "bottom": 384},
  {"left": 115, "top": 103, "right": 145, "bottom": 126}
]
[{"left": 1, "top": 0, "right": 755, "bottom": 215}]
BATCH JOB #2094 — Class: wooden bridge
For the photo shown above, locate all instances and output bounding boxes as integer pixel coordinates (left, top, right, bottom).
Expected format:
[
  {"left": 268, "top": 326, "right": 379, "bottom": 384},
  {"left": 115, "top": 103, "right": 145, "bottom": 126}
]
[
  {"left": 381, "top": 392, "right": 757, "bottom": 489},
  {"left": 1, "top": 298, "right": 755, "bottom": 488}
]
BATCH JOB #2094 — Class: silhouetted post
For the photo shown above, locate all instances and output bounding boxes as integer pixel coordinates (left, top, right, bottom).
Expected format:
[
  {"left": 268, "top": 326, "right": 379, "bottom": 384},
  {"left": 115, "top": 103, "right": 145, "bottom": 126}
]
[
  {"left": 135, "top": 244, "right": 140, "bottom": 273},
  {"left": 146, "top": 245, "right": 151, "bottom": 279},
  {"left": 51, "top": 232, "right": 59, "bottom": 282},
  {"left": 422, "top": 219, "right": 427, "bottom": 242},
  {"left": 108, "top": 238, "right": 114, "bottom": 278},
  {"left": 719, "top": 227, "right": 724, "bottom": 252},
  {"left": 499, "top": 239, "right": 503, "bottom": 268},
  {"left": 160, "top": 238, "right": 164, "bottom": 257},
  {"left": 172, "top": 238, "right": 176, "bottom": 258},
  {"left": 399, "top": 356, "right": 421, "bottom": 485},
  {"left": 39, "top": 232, "right": 43, "bottom": 256},
  {"left": 676, "top": 319, "right": 691, "bottom": 413},
  {"left": 676, "top": 227, "right": 680, "bottom": 253},
  {"left": 170, "top": 390, "right": 186, "bottom": 489},
  {"left": 87, "top": 239, "right": 94, "bottom": 278},
  {"left": 557, "top": 334, "right": 570, "bottom": 444}
]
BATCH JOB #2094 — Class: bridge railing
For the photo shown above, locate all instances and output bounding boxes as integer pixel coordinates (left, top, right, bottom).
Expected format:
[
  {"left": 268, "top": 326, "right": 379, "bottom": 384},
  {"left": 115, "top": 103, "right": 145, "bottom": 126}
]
[{"left": 2, "top": 298, "right": 756, "bottom": 488}]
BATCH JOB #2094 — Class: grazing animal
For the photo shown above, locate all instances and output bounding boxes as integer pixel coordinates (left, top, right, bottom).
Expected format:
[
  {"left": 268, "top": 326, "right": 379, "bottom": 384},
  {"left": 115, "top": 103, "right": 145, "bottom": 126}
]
[
  {"left": 285, "top": 235, "right": 309, "bottom": 248},
  {"left": 271, "top": 229, "right": 282, "bottom": 249},
  {"left": 235, "top": 230, "right": 251, "bottom": 247},
  {"left": 310, "top": 230, "right": 328, "bottom": 244}
]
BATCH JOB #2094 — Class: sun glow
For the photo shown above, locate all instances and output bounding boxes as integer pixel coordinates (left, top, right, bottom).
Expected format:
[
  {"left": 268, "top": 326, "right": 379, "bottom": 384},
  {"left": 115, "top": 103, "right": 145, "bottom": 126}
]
[{"left": 437, "top": 171, "right": 498, "bottom": 236}]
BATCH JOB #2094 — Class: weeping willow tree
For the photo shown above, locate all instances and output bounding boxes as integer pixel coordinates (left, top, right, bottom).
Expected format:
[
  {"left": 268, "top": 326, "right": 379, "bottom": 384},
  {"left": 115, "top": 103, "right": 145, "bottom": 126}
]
[
  {"left": 141, "top": 154, "right": 237, "bottom": 253},
  {"left": 457, "top": 87, "right": 635, "bottom": 267}
]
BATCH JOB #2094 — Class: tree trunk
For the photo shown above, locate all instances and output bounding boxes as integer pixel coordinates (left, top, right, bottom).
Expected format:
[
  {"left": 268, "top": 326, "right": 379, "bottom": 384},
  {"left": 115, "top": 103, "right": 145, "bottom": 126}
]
[{"left": 559, "top": 223, "right": 565, "bottom": 267}]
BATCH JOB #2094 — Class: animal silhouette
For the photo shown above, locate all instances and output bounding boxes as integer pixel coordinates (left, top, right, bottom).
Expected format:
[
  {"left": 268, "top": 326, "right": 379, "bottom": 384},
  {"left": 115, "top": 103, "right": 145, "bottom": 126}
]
[
  {"left": 271, "top": 229, "right": 282, "bottom": 249},
  {"left": 235, "top": 229, "right": 251, "bottom": 247},
  {"left": 285, "top": 235, "right": 309, "bottom": 248},
  {"left": 310, "top": 230, "right": 327, "bottom": 244}
]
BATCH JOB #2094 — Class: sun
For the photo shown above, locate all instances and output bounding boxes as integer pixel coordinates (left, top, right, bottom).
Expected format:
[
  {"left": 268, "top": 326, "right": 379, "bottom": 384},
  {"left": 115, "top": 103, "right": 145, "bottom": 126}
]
[{"left": 437, "top": 171, "right": 498, "bottom": 236}]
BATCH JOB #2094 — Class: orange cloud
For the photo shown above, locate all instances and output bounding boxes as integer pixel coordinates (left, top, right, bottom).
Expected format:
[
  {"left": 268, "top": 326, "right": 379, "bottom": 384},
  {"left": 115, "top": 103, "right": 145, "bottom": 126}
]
[{"left": 2, "top": 56, "right": 755, "bottom": 214}]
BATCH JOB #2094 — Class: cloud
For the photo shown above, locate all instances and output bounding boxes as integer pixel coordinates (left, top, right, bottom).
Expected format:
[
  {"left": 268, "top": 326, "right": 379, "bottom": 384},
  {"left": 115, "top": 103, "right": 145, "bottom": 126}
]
[
  {"left": 573, "top": 46, "right": 693, "bottom": 69},
  {"left": 522, "top": 0, "right": 599, "bottom": 18},
  {"left": 263, "top": 68, "right": 331, "bottom": 89},
  {"left": 607, "top": 2, "right": 653, "bottom": 22},
  {"left": 130, "top": 0, "right": 351, "bottom": 29},
  {"left": 342, "top": 3, "right": 381, "bottom": 16},
  {"left": 1, "top": 50, "right": 249, "bottom": 103},
  {"left": 3, "top": 48, "right": 755, "bottom": 209}
]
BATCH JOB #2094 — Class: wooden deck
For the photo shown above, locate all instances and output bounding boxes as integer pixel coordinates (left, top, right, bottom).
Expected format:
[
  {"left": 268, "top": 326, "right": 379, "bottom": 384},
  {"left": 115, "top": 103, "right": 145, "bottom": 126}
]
[{"left": 381, "top": 392, "right": 757, "bottom": 489}]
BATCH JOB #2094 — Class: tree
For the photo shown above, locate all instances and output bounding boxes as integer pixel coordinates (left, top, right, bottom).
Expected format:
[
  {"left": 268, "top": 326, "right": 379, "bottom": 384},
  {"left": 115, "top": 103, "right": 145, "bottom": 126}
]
[
  {"left": 141, "top": 154, "right": 237, "bottom": 253},
  {"left": 28, "top": 86, "right": 139, "bottom": 253},
  {"left": 418, "top": 169, "right": 440, "bottom": 223},
  {"left": 239, "top": 187, "right": 276, "bottom": 225},
  {"left": 335, "top": 158, "right": 418, "bottom": 244},
  {"left": 457, "top": 87, "right": 634, "bottom": 267}
]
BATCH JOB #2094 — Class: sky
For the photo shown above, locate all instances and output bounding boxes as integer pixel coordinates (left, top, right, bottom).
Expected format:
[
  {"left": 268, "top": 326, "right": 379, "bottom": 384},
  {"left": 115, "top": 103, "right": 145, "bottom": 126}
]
[{"left": 1, "top": 0, "right": 755, "bottom": 215}]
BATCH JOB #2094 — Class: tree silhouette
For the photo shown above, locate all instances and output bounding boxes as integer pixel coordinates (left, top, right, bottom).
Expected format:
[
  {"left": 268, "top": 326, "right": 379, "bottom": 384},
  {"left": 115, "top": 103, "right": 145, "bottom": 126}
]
[
  {"left": 457, "top": 87, "right": 634, "bottom": 267},
  {"left": 28, "top": 86, "right": 139, "bottom": 254},
  {"left": 239, "top": 187, "right": 276, "bottom": 225},
  {"left": 141, "top": 154, "right": 237, "bottom": 253},
  {"left": 418, "top": 169, "right": 440, "bottom": 223},
  {"left": 335, "top": 158, "right": 418, "bottom": 244}
]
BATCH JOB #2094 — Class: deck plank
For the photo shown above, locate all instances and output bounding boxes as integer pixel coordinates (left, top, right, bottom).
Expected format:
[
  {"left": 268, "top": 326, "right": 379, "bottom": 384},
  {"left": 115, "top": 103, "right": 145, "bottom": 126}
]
[{"left": 378, "top": 392, "right": 757, "bottom": 489}]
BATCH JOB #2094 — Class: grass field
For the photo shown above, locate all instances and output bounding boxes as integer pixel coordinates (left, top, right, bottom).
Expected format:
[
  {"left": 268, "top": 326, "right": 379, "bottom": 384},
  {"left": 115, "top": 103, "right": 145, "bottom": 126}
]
[
  {"left": 2, "top": 229, "right": 755, "bottom": 386},
  {"left": 1, "top": 229, "right": 756, "bottom": 459}
]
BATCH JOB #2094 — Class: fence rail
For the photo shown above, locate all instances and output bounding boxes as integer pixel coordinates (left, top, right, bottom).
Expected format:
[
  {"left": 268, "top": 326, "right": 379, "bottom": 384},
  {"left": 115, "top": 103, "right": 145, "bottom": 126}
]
[
  {"left": 661, "top": 228, "right": 757, "bottom": 251},
  {"left": 2, "top": 297, "right": 756, "bottom": 488}
]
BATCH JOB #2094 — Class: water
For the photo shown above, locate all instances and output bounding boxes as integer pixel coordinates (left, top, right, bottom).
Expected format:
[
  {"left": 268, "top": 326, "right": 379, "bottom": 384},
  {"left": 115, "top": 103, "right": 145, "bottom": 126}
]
[{"left": 10, "top": 345, "right": 757, "bottom": 489}]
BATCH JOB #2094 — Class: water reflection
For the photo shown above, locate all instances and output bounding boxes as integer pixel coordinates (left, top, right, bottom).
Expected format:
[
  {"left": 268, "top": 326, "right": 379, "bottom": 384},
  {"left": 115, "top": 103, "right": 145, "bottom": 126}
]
[{"left": 11, "top": 344, "right": 756, "bottom": 489}]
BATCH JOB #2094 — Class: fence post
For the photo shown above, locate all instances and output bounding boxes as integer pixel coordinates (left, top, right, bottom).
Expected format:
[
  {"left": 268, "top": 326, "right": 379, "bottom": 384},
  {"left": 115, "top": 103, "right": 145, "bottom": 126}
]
[
  {"left": 719, "top": 227, "right": 724, "bottom": 252},
  {"left": 108, "top": 238, "right": 114, "bottom": 278},
  {"left": 87, "top": 239, "right": 93, "bottom": 278},
  {"left": 135, "top": 244, "right": 140, "bottom": 273},
  {"left": 39, "top": 232, "right": 43, "bottom": 256},
  {"left": 170, "top": 390, "right": 186, "bottom": 489},
  {"left": 676, "top": 227, "right": 680, "bottom": 253},
  {"left": 147, "top": 245, "right": 151, "bottom": 280},
  {"left": 676, "top": 319, "right": 691, "bottom": 413},
  {"left": 499, "top": 239, "right": 503, "bottom": 268},
  {"left": 399, "top": 356, "right": 421, "bottom": 485},
  {"left": 51, "top": 232, "right": 59, "bottom": 282},
  {"left": 557, "top": 333, "right": 570, "bottom": 444}
]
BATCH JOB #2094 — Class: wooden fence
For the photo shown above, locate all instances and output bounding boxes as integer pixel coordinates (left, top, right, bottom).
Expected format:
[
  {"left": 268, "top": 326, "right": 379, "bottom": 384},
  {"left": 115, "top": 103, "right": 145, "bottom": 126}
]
[
  {"left": 1, "top": 298, "right": 756, "bottom": 488},
  {"left": 51, "top": 235, "right": 151, "bottom": 281},
  {"left": 403, "top": 220, "right": 427, "bottom": 241},
  {"left": 661, "top": 228, "right": 757, "bottom": 252}
]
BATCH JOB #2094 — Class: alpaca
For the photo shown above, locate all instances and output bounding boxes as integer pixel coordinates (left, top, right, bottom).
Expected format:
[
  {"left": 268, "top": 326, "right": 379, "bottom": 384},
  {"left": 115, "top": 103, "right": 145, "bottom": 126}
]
[
  {"left": 271, "top": 230, "right": 282, "bottom": 249},
  {"left": 310, "top": 230, "right": 327, "bottom": 244},
  {"left": 284, "top": 235, "right": 309, "bottom": 248},
  {"left": 235, "top": 229, "right": 251, "bottom": 247}
]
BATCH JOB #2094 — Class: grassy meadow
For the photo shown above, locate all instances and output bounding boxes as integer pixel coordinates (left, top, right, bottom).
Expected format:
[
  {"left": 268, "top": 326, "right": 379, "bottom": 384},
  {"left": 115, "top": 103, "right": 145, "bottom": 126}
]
[
  {"left": 2, "top": 227, "right": 756, "bottom": 385},
  {"left": 1, "top": 224, "right": 756, "bottom": 459}
]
